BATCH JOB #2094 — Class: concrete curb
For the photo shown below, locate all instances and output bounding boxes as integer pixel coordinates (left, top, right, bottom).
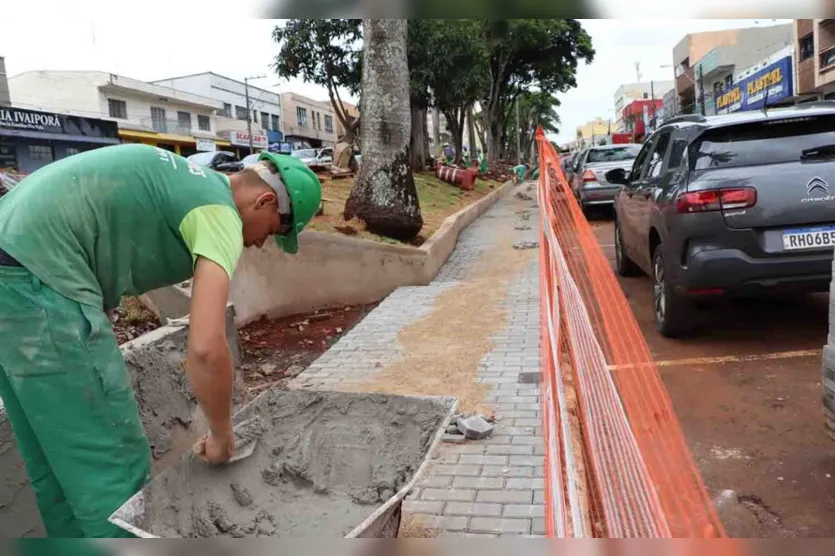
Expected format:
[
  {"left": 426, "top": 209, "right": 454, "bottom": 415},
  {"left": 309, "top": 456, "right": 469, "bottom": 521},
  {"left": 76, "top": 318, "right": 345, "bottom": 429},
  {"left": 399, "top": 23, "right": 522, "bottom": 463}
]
[{"left": 149, "top": 180, "right": 515, "bottom": 327}]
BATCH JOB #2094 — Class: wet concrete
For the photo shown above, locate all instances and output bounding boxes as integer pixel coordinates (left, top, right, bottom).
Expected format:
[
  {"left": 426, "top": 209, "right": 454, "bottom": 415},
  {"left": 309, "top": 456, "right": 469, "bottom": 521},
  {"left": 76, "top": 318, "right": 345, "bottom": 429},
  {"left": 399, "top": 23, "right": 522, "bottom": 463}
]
[
  {"left": 591, "top": 213, "right": 835, "bottom": 537},
  {"left": 114, "top": 390, "right": 452, "bottom": 538},
  {"left": 0, "top": 323, "right": 247, "bottom": 537}
]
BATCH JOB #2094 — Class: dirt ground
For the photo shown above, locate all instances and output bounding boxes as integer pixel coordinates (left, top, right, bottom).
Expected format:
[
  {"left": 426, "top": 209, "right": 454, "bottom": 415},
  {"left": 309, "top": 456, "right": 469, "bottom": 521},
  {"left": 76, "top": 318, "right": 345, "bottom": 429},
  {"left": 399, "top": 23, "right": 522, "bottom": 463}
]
[
  {"left": 587, "top": 208, "right": 835, "bottom": 538},
  {"left": 111, "top": 296, "right": 161, "bottom": 345},
  {"left": 309, "top": 171, "right": 502, "bottom": 245},
  {"left": 238, "top": 304, "right": 378, "bottom": 396}
]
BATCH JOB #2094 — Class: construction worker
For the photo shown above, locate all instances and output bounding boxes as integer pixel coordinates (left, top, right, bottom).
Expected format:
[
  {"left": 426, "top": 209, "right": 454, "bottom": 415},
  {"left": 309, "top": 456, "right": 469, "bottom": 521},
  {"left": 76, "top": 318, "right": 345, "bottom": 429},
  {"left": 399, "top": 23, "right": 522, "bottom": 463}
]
[{"left": 0, "top": 144, "right": 322, "bottom": 537}]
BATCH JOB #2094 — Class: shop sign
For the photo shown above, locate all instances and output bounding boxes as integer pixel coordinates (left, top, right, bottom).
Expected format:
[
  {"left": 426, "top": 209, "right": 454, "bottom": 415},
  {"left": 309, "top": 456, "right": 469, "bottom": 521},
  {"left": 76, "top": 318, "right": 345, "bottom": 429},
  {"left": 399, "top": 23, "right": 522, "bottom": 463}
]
[
  {"left": 714, "top": 55, "right": 793, "bottom": 114},
  {"left": 196, "top": 138, "right": 217, "bottom": 152},
  {"left": 0, "top": 106, "right": 118, "bottom": 138},
  {"left": 230, "top": 130, "right": 268, "bottom": 149}
]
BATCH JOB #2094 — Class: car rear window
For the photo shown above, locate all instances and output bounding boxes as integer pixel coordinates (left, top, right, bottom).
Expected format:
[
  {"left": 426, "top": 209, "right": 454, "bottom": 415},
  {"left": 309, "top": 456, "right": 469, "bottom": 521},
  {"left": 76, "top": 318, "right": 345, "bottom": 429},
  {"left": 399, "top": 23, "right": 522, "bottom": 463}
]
[
  {"left": 690, "top": 114, "right": 835, "bottom": 170},
  {"left": 586, "top": 145, "right": 641, "bottom": 163}
]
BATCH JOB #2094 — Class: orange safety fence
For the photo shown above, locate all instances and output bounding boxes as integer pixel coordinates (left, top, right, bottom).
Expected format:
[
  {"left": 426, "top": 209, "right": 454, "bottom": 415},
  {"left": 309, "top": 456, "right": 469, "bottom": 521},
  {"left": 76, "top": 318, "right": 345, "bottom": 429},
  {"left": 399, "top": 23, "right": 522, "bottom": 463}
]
[{"left": 536, "top": 127, "right": 728, "bottom": 538}]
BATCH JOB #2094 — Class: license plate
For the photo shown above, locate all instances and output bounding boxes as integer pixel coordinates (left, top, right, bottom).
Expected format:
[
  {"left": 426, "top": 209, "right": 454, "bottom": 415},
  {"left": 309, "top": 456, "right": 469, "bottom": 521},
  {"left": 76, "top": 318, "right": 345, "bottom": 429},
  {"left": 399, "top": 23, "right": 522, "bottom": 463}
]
[{"left": 782, "top": 226, "right": 835, "bottom": 250}]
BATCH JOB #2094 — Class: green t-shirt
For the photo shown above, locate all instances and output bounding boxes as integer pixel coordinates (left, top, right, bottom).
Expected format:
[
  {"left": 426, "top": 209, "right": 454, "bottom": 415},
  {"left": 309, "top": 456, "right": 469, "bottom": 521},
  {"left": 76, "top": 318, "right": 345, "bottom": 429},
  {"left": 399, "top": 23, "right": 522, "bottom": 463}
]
[{"left": 0, "top": 144, "right": 244, "bottom": 311}]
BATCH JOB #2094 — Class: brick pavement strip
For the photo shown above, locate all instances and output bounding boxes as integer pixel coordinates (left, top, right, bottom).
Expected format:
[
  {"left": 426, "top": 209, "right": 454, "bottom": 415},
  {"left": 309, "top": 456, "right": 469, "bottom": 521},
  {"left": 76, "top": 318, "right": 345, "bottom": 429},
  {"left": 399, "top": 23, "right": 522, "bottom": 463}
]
[{"left": 291, "top": 187, "right": 545, "bottom": 537}]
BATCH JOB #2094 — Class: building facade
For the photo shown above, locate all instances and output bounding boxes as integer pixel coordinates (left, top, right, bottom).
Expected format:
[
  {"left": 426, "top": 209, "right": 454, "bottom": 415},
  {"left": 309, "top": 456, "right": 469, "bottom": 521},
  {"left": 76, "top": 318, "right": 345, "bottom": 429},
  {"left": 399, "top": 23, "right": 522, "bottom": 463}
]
[
  {"left": 574, "top": 117, "right": 612, "bottom": 149},
  {"left": 794, "top": 19, "right": 835, "bottom": 100},
  {"left": 612, "top": 81, "right": 673, "bottom": 131},
  {"left": 280, "top": 92, "right": 339, "bottom": 149},
  {"left": 672, "top": 23, "right": 793, "bottom": 115},
  {"left": 622, "top": 99, "right": 664, "bottom": 141},
  {"left": 8, "top": 70, "right": 224, "bottom": 157},
  {"left": 713, "top": 47, "right": 794, "bottom": 114},
  {"left": 0, "top": 57, "right": 9, "bottom": 107},
  {"left": 0, "top": 105, "right": 119, "bottom": 173},
  {"left": 152, "top": 72, "right": 281, "bottom": 157}
]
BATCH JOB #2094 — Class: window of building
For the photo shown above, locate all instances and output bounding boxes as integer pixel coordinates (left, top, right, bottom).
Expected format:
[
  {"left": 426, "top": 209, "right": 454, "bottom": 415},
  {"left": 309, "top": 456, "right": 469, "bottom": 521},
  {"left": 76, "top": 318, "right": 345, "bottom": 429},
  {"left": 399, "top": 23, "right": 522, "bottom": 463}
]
[
  {"left": 642, "top": 92, "right": 649, "bottom": 99},
  {"left": 317, "top": 113, "right": 322, "bottom": 130},
  {"left": 221, "top": 103, "right": 232, "bottom": 118},
  {"left": 198, "top": 115, "right": 211, "bottom": 132},
  {"left": 252, "top": 111, "right": 258, "bottom": 123},
  {"left": 311, "top": 110, "right": 317, "bottom": 129},
  {"left": 177, "top": 111, "right": 191, "bottom": 132},
  {"left": 800, "top": 33, "right": 814, "bottom": 61},
  {"left": 297, "top": 107, "right": 307, "bottom": 127},
  {"left": 108, "top": 99, "right": 127, "bottom": 119},
  {"left": 65, "top": 147, "right": 82, "bottom": 157},
  {"left": 271, "top": 114, "right": 280, "bottom": 131},
  {"left": 261, "top": 112, "right": 270, "bottom": 129},
  {"left": 324, "top": 115, "right": 334, "bottom": 133},
  {"left": 29, "top": 145, "right": 53, "bottom": 162},
  {"left": 235, "top": 106, "right": 247, "bottom": 121},
  {"left": 151, "top": 107, "right": 167, "bottom": 132}
]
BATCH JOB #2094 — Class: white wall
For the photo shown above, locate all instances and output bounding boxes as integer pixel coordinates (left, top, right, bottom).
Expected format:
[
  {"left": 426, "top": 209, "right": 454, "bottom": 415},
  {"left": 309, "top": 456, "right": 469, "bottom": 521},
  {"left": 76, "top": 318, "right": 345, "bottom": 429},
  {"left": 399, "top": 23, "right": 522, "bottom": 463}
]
[
  {"left": 9, "top": 71, "right": 105, "bottom": 118},
  {"left": 153, "top": 73, "right": 281, "bottom": 135},
  {"left": 9, "top": 71, "right": 221, "bottom": 137}
]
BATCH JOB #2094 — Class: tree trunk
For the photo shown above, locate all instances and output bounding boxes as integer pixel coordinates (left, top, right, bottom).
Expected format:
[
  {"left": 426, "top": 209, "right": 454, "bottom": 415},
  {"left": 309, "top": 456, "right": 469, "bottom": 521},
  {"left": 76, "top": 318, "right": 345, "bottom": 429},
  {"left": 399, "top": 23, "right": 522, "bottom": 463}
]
[
  {"left": 432, "top": 106, "right": 440, "bottom": 158},
  {"left": 345, "top": 19, "right": 422, "bottom": 241},
  {"left": 442, "top": 108, "right": 465, "bottom": 166},
  {"left": 409, "top": 104, "right": 429, "bottom": 171},
  {"left": 466, "top": 105, "right": 477, "bottom": 161}
]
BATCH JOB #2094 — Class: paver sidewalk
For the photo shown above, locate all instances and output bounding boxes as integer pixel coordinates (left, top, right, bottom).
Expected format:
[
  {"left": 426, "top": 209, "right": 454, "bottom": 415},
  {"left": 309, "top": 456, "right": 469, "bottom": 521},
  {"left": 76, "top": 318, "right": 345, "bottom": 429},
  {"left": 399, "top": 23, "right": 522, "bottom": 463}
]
[{"left": 291, "top": 182, "right": 543, "bottom": 537}]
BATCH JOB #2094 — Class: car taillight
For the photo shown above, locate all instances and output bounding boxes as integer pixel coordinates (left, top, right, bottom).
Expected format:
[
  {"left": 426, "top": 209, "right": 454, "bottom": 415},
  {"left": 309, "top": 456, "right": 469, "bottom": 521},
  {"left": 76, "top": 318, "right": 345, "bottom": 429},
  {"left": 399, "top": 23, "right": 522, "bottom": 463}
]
[
  {"left": 582, "top": 169, "right": 596, "bottom": 182},
  {"left": 675, "top": 187, "right": 757, "bottom": 214}
]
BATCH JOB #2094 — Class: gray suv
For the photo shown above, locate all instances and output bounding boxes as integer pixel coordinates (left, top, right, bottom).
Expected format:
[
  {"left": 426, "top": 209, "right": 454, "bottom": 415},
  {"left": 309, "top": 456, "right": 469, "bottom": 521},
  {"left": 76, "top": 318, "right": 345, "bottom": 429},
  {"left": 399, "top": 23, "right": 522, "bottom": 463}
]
[{"left": 606, "top": 104, "right": 835, "bottom": 337}]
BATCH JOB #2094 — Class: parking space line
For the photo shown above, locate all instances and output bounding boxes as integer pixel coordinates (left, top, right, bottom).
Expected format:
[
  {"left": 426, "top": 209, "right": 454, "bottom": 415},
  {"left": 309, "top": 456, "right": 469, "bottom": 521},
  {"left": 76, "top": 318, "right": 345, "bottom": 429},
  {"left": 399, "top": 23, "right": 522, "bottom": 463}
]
[{"left": 608, "top": 349, "right": 821, "bottom": 371}]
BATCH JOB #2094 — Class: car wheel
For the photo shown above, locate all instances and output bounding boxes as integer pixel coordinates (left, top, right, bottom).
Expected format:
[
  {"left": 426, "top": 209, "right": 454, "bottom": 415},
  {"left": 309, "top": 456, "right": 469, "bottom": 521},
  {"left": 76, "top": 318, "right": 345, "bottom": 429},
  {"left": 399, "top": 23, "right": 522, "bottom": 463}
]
[
  {"left": 614, "top": 218, "right": 642, "bottom": 277},
  {"left": 652, "top": 246, "right": 695, "bottom": 338}
]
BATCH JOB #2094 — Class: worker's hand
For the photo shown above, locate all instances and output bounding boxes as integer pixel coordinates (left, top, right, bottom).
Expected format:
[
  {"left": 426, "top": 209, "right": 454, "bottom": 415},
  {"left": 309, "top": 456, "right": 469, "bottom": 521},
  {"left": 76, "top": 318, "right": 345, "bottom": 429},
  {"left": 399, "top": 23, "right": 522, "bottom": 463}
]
[{"left": 193, "top": 425, "right": 235, "bottom": 465}]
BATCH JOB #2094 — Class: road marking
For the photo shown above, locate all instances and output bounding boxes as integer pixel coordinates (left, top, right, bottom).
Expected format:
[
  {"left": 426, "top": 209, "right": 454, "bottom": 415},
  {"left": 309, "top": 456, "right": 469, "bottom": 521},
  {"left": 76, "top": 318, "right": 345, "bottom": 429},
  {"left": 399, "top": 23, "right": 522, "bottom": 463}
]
[{"left": 608, "top": 349, "right": 822, "bottom": 371}]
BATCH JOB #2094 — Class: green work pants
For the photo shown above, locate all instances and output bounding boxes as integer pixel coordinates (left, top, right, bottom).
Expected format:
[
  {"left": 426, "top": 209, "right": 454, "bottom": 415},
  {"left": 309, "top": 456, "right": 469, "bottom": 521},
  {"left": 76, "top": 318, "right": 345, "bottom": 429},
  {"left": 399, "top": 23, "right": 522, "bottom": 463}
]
[{"left": 0, "top": 266, "right": 151, "bottom": 537}]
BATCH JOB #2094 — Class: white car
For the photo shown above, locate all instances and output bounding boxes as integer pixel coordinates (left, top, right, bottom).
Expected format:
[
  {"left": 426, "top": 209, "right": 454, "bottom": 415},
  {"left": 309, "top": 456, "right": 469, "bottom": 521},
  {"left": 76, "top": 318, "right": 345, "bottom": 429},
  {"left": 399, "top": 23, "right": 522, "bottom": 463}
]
[{"left": 291, "top": 148, "right": 333, "bottom": 167}]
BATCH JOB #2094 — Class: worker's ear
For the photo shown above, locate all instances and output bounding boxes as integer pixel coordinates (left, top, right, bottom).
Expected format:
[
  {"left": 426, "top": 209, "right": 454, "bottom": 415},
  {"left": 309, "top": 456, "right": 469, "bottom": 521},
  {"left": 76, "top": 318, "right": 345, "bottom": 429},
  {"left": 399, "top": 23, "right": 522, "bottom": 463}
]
[{"left": 255, "top": 191, "right": 277, "bottom": 211}]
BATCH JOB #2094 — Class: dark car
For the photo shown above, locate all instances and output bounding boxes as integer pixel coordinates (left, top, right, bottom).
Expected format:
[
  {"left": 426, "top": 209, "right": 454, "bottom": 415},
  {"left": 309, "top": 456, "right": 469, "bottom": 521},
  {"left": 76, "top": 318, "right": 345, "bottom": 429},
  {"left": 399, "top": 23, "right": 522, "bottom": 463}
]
[
  {"left": 187, "top": 151, "right": 242, "bottom": 174},
  {"left": 606, "top": 103, "right": 835, "bottom": 337},
  {"left": 570, "top": 144, "right": 641, "bottom": 213}
]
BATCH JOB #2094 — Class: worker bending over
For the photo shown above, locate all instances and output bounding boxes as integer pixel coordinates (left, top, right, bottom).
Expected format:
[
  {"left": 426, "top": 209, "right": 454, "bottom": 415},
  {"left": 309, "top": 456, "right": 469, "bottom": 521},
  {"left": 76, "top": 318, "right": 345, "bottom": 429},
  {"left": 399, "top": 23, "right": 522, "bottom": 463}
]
[{"left": 0, "top": 144, "right": 321, "bottom": 537}]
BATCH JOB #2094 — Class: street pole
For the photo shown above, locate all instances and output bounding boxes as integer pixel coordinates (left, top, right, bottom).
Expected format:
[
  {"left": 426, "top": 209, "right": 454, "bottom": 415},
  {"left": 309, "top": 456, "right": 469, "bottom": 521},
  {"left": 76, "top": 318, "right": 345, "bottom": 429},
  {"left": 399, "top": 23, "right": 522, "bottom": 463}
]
[
  {"left": 244, "top": 75, "right": 266, "bottom": 152},
  {"left": 515, "top": 98, "right": 521, "bottom": 165},
  {"left": 650, "top": 80, "right": 656, "bottom": 127},
  {"left": 698, "top": 65, "right": 706, "bottom": 116}
]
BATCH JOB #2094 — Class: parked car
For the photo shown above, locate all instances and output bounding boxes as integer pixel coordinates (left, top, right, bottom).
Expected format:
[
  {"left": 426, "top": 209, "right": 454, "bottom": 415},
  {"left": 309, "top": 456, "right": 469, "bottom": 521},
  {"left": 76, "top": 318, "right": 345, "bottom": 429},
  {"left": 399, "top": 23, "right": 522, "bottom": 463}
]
[
  {"left": 563, "top": 151, "right": 583, "bottom": 184},
  {"left": 187, "top": 151, "right": 242, "bottom": 174},
  {"left": 570, "top": 144, "right": 642, "bottom": 213},
  {"left": 240, "top": 153, "right": 261, "bottom": 166},
  {"left": 606, "top": 104, "right": 835, "bottom": 337},
  {"left": 291, "top": 147, "right": 333, "bottom": 167}
]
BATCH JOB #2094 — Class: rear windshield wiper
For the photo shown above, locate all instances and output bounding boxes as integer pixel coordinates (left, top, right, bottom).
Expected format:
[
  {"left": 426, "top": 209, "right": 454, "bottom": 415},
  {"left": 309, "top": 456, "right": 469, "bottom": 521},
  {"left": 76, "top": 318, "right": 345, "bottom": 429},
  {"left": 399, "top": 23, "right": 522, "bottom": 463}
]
[{"left": 801, "top": 144, "right": 835, "bottom": 161}]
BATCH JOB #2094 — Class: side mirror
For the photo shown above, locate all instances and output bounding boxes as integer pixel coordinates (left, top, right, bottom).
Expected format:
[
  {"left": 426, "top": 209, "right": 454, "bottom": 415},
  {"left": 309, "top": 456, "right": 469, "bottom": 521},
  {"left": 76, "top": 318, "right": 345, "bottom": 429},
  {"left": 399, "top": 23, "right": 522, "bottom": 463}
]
[{"left": 605, "top": 168, "right": 627, "bottom": 185}]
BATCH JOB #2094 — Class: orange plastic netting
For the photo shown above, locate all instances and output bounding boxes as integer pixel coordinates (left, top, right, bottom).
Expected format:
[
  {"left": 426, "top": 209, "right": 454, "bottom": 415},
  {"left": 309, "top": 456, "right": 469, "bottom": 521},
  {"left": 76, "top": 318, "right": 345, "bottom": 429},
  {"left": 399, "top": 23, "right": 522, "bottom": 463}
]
[{"left": 536, "top": 128, "right": 727, "bottom": 538}]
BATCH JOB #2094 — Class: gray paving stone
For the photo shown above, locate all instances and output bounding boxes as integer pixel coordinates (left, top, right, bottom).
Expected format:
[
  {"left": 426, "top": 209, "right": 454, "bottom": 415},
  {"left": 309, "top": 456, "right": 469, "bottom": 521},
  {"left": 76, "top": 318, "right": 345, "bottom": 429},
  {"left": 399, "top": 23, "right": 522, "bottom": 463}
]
[
  {"left": 469, "top": 518, "right": 532, "bottom": 535},
  {"left": 421, "top": 488, "right": 476, "bottom": 502},
  {"left": 504, "top": 505, "right": 545, "bottom": 518},
  {"left": 452, "top": 477, "right": 505, "bottom": 490},
  {"left": 475, "top": 490, "right": 533, "bottom": 504},
  {"left": 506, "top": 478, "right": 545, "bottom": 490},
  {"left": 432, "top": 464, "right": 482, "bottom": 477},
  {"left": 444, "top": 502, "right": 503, "bottom": 517},
  {"left": 403, "top": 500, "right": 444, "bottom": 514},
  {"left": 486, "top": 444, "right": 535, "bottom": 455},
  {"left": 531, "top": 517, "right": 546, "bottom": 535},
  {"left": 459, "top": 454, "right": 509, "bottom": 466}
]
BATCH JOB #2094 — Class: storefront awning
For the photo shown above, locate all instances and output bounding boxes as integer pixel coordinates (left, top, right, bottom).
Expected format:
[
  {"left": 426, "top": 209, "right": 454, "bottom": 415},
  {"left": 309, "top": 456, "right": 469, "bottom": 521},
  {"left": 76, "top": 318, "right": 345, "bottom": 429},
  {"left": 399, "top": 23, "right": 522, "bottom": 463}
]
[
  {"left": 0, "top": 128, "right": 120, "bottom": 144},
  {"left": 119, "top": 129, "right": 230, "bottom": 147}
]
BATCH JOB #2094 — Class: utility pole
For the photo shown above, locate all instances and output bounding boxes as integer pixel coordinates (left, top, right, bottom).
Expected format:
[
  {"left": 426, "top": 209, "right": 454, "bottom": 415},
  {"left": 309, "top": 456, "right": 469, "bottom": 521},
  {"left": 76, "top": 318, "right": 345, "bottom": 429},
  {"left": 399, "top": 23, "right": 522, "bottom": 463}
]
[
  {"left": 650, "top": 80, "right": 656, "bottom": 127},
  {"left": 244, "top": 75, "right": 266, "bottom": 152},
  {"left": 697, "top": 65, "right": 706, "bottom": 116},
  {"left": 515, "top": 98, "right": 521, "bottom": 165}
]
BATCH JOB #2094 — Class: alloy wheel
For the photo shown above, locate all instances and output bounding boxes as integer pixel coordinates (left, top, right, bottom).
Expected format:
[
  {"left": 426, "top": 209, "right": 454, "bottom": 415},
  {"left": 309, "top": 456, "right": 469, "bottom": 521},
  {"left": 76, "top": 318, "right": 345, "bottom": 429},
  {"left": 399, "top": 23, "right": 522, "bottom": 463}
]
[{"left": 653, "top": 254, "right": 666, "bottom": 323}]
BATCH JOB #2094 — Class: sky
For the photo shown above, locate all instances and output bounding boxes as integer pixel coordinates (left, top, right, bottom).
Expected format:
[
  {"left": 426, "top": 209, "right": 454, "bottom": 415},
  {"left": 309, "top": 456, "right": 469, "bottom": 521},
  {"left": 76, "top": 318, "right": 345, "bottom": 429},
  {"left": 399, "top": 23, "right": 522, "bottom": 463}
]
[{"left": 0, "top": 10, "right": 796, "bottom": 146}]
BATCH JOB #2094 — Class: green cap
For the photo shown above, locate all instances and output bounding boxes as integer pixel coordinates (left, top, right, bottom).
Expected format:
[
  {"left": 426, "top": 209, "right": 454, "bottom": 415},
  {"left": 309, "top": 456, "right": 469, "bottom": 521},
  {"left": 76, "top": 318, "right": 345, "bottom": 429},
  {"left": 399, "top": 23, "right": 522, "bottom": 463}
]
[{"left": 258, "top": 152, "right": 322, "bottom": 254}]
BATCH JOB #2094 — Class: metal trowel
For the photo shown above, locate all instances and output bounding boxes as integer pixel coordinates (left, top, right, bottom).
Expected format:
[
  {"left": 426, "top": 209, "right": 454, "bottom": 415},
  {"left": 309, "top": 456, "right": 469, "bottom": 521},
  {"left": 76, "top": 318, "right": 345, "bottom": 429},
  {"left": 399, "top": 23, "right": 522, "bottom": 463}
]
[{"left": 226, "top": 416, "right": 267, "bottom": 464}]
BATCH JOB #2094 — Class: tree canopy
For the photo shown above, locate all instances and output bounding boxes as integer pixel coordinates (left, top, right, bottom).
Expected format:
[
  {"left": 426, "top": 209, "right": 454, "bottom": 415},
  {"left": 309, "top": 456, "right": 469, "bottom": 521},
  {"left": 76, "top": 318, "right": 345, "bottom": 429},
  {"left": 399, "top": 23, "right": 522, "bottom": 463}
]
[{"left": 272, "top": 19, "right": 363, "bottom": 141}]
